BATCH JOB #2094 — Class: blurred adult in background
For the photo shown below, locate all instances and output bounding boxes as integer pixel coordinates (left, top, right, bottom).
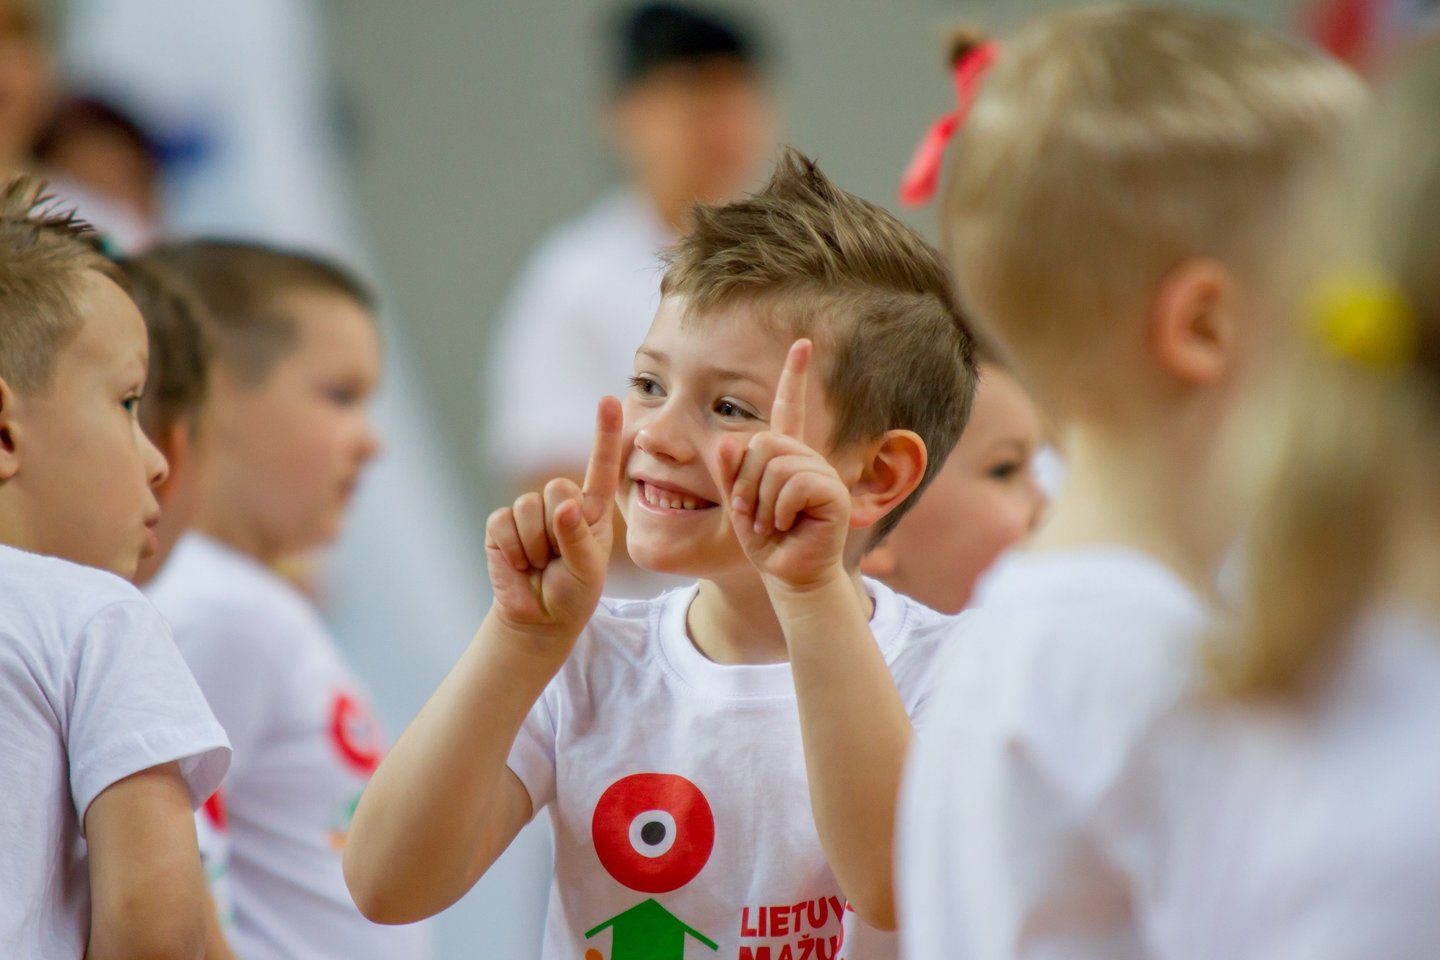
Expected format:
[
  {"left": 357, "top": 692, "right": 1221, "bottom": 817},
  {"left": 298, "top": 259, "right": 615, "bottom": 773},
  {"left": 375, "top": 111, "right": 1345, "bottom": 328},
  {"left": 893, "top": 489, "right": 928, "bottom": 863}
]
[{"left": 484, "top": 0, "right": 775, "bottom": 598}]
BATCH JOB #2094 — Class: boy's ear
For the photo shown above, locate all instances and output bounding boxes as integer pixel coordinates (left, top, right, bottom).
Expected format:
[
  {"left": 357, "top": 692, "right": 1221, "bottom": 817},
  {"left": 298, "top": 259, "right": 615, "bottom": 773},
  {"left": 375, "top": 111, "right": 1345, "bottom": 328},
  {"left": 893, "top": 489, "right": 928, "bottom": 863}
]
[
  {"left": 0, "top": 377, "right": 18, "bottom": 481},
  {"left": 847, "top": 429, "right": 927, "bottom": 531},
  {"left": 1150, "top": 258, "right": 1235, "bottom": 386}
]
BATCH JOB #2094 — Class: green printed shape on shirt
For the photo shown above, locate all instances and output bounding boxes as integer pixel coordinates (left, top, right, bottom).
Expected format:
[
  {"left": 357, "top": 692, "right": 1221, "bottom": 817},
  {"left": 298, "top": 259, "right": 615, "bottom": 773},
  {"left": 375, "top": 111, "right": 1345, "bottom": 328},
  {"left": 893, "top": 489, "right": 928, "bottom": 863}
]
[{"left": 584, "top": 898, "right": 718, "bottom": 960}]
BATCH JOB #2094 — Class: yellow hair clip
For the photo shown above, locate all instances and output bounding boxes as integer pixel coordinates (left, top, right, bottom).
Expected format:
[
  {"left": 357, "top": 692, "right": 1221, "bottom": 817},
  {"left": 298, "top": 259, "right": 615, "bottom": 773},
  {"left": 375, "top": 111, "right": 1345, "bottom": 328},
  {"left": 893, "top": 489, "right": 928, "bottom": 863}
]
[{"left": 1308, "top": 266, "right": 1418, "bottom": 375}]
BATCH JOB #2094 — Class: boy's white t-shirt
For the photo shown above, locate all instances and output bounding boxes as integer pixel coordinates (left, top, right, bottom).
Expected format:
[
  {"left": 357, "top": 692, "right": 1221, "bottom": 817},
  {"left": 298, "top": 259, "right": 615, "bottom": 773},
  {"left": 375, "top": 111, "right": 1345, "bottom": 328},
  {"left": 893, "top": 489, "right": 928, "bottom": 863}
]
[
  {"left": 898, "top": 548, "right": 1207, "bottom": 960},
  {"left": 1137, "top": 607, "right": 1440, "bottom": 960},
  {"left": 0, "top": 544, "right": 230, "bottom": 957},
  {"left": 146, "top": 533, "right": 430, "bottom": 960},
  {"left": 507, "top": 578, "right": 955, "bottom": 960}
]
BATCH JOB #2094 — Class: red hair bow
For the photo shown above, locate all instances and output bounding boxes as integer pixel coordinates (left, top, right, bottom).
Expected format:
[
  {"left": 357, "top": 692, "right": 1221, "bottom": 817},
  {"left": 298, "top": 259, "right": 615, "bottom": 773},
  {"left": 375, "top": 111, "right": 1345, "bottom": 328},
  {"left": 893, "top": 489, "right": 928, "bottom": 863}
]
[{"left": 898, "top": 41, "right": 998, "bottom": 208}]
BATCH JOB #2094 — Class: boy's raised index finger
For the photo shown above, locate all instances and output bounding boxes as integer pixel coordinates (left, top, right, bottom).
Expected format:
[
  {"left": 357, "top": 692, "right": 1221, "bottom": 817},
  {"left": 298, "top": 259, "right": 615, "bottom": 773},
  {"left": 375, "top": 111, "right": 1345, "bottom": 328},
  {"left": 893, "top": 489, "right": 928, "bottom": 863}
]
[
  {"left": 582, "top": 396, "right": 625, "bottom": 503},
  {"left": 770, "top": 339, "right": 811, "bottom": 441}
]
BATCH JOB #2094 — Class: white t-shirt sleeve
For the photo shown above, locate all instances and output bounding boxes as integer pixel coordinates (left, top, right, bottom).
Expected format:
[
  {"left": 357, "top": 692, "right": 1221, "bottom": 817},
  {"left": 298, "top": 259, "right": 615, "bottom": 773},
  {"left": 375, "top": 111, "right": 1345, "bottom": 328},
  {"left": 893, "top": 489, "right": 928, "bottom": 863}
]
[
  {"left": 506, "top": 678, "right": 559, "bottom": 816},
  {"left": 67, "top": 599, "right": 231, "bottom": 824},
  {"left": 172, "top": 611, "right": 283, "bottom": 771}
]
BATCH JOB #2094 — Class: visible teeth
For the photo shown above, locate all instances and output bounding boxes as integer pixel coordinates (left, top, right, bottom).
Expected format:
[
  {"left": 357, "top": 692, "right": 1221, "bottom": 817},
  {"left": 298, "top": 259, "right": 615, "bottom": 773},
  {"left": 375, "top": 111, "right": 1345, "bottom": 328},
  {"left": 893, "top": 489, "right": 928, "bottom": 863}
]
[{"left": 643, "top": 483, "right": 705, "bottom": 511}]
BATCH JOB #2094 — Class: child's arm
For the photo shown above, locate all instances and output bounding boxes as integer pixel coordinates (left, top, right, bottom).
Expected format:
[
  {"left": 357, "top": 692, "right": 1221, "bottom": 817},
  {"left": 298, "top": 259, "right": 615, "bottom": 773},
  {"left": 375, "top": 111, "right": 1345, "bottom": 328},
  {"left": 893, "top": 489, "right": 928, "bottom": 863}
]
[
  {"left": 720, "top": 341, "right": 916, "bottom": 930},
  {"left": 85, "top": 762, "right": 209, "bottom": 960},
  {"left": 344, "top": 398, "right": 623, "bottom": 925}
]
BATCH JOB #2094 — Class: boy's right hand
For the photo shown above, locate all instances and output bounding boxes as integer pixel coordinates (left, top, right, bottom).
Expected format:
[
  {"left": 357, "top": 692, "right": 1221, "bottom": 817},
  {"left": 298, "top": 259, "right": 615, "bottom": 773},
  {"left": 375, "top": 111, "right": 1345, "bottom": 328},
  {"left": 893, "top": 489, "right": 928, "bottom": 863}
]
[{"left": 485, "top": 397, "right": 623, "bottom": 640}]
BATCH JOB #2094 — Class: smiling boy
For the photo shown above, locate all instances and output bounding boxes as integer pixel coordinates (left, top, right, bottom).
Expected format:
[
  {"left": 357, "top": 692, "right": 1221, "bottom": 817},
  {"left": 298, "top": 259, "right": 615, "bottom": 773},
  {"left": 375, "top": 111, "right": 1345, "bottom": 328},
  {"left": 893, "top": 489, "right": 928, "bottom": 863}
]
[{"left": 347, "top": 151, "right": 977, "bottom": 958}]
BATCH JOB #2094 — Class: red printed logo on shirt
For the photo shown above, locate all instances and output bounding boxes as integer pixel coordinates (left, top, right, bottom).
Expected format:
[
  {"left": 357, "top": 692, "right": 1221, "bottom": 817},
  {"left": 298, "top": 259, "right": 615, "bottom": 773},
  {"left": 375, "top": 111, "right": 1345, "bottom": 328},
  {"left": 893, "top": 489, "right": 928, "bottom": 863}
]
[
  {"left": 591, "top": 772, "right": 715, "bottom": 894},
  {"left": 202, "top": 789, "right": 228, "bottom": 830},
  {"left": 328, "top": 691, "right": 383, "bottom": 776}
]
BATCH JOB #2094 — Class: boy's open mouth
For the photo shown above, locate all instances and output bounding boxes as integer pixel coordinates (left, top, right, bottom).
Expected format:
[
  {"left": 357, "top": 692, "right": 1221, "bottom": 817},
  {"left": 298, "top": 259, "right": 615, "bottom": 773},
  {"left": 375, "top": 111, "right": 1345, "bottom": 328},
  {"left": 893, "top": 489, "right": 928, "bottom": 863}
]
[{"left": 636, "top": 479, "right": 718, "bottom": 512}]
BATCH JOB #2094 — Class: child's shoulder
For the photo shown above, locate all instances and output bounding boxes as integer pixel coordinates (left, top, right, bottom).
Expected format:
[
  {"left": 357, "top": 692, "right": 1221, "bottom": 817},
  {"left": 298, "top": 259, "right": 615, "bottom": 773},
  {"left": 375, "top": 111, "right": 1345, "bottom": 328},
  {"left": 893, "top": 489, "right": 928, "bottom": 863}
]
[
  {"left": 0, "top": 544, "right": 164, "bottom": 663},
  {"left": 0, "top": 543, "right": 147, "bottom": 621},
  {"left": 145, "top": 534, "right": 328, "bottom": 649}
]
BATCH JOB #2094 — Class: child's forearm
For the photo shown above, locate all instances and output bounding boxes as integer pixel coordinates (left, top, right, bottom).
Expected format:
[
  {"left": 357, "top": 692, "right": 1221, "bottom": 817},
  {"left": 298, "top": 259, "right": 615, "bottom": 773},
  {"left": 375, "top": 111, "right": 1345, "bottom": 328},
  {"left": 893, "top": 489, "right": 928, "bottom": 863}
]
[
  {"left": 771, "top": 574, "right": 912, "bottom": 931},
  {"left": 344, "top": 609, "right": 571, "bottom": 924}
]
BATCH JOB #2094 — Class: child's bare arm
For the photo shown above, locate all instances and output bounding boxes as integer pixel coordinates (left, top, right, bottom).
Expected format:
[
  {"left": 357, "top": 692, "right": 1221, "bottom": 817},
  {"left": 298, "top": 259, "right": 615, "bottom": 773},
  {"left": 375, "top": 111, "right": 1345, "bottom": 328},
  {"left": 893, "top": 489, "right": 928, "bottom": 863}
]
[
  {"left": 344, "top": 398, "right": 623, "bottom": 924},
  {"left": 720, "top": 341, "right": 914, "bottom": 930},
  {"left": 86, "top": 762, "right": 209, "bottom": 960}
]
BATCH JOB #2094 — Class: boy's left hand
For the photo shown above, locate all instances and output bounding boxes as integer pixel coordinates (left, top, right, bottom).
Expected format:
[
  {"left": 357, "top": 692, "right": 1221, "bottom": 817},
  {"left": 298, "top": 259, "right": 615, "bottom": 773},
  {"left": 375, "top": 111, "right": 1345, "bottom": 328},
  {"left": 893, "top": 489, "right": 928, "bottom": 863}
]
[{"left": 717, "top": 339, "right": 850, "bottom": 593}]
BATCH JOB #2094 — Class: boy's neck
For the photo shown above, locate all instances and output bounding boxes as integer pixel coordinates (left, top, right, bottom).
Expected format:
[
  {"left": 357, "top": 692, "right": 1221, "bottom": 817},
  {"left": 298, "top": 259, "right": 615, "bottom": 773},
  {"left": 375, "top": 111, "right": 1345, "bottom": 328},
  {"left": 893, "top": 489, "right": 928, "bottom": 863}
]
[
  {"left": 686, "top": 567, "right": 873, "bottom": 665},
  {"left": 193, "top": 507, "right": 283, "bottom": 569},
  {"left": 1032, "top": 416, "right": 1235, "bottom": 603}
]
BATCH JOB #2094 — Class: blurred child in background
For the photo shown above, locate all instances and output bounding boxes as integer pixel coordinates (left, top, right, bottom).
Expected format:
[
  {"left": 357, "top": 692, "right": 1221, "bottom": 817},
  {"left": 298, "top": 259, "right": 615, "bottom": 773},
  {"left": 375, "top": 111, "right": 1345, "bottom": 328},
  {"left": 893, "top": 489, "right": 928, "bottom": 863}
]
[
  {"left": 862, "top": 353, "right": 1044, "bottom": 613},
  {"left": 0, "top": 177, "right": 229, "bottom": 958},
  {"left": 1130, "top": 40, "right": 1440, "bottom": 958},
  {"left": 897, "top": 7, "right": 1363, "bottom": 958},
  {"left": 144, "top": 241, "right": 431, "bottom": 960}
]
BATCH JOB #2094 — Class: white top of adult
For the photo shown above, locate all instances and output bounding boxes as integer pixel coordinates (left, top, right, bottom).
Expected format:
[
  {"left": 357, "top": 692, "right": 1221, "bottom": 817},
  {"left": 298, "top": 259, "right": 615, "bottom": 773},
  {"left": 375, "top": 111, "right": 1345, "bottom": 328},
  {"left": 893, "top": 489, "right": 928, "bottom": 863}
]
[
  {"left": 484, "top": 190, "right": 683, "bottom": 600},
  {"left": 147, "top": 533, "right": 431, "bottom": 960},
  {"left": 898, "top": 547, "right": 1208, "bottom": 960},
  {"left": 508, "top": 578, "right": 959, "bottom": 960},
  {"left": 0, "top": 543, "right": 230, "bottom": 957}
]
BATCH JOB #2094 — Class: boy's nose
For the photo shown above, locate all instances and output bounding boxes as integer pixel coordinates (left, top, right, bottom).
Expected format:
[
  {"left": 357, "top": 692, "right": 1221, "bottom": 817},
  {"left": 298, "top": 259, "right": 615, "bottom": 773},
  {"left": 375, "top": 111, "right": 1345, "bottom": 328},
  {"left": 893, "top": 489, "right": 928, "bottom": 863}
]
[
  {"left": 357, "top": 419, "right": 383, "bottom": 462},
  {"left": 142, "top": 430, "right": 169, "bottom": 489},
  {"left": 633, "top": 405, "right": 695, "bottom": 463}
]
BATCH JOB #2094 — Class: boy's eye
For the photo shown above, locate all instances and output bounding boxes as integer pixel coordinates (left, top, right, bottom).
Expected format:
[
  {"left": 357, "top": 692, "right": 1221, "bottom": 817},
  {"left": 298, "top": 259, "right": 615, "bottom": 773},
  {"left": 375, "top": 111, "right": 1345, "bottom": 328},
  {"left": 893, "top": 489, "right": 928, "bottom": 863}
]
[
  {"left": 988, "top": 460, "right": 1023, "bottom": 482},
  {"left": 122, "top": 395, "right": 142, "bottom": 416},
  {"left": 628, "top": 375, "right": 664, "bottom": 397},
  {"left": 325, "top": 385, "right": 363, "bottom": 406},
  {"left": 714, "top": 399, "right": 756, "bottom": 421}
]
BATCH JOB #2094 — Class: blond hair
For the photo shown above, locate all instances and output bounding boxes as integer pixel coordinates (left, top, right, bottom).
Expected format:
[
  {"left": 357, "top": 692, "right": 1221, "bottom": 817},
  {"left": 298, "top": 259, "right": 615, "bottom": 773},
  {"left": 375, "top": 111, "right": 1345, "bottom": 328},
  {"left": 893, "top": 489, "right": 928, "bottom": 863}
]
[
  {"left": 0, "top": 175, "right": 127, "bottom": 392},
  {"left": 662, "top": 149, "right": 978, "bottom": 540},
  {"left": 941, "top": 4, "right": 1363, "bottom": 403},
  {"left": 1211, "top": 42, "right": 1440, "bottom": 698},
  {"left": 117, "top": 255, "right": 213, "bottom": 441}
]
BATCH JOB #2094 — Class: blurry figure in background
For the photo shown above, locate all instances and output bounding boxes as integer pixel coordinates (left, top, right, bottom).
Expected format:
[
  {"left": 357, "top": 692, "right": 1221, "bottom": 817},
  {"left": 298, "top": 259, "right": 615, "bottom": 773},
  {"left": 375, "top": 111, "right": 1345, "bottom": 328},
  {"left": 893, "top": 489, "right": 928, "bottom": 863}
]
[
  {"left": 144, "top": 241, "right": 431, "bottom": 960},
  {"left": 0, "top": 0, "right": 52, "bottom": 173},
  {"left": 485, "top": 0, "right": 774, "bottom": 598},
  {"left": 862, "top": 355, "right": 1045, "bottom": 613},
  {"left": 35, "top": 96, "right": 164, "bottom": 247},
  {"left": 119, "top": 254, "right": 237, "bottom": 960},
  {"left": 0, "top": 1, "right": 160, "bottom": 248},
  {"left": 124, "top": 256, "right": 212, "bottom": 587},
  {"left": 1139, "top": 41, "right": 1440, "bottom": 957},
  {"left": 896, "top": 7, "right": 1364, "bottom": 959}
]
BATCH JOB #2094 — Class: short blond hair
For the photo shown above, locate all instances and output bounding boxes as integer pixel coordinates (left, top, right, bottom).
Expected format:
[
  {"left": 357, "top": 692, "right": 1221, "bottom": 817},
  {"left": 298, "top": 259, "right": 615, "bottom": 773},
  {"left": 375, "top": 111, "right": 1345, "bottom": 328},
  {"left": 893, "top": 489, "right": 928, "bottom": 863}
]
[
  {"left": 942, "top": 4, "right": 1364, "bottom": 400},
  {"left": 0, "top": 175, "right": 127, "bottom": 392},
  {"left": 1211, "top": 40, "right": 1440, "bottom": 698},
  {"left": 663, "top": 149, "right": 978, "bottom": 541}
]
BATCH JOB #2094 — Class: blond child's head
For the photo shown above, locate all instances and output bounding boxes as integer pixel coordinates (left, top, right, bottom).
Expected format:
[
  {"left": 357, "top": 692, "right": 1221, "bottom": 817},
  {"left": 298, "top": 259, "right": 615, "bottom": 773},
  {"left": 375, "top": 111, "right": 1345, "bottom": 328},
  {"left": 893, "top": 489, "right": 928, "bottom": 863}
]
[
  {"left": 0, "top": 175, "right": 169, "bottom": 577},
  {"left": 119, "top": 255, "right": 213, "bottom": 584},
  {"left": 1214, "top": 40, "right": 1440, "bottom": 698},
  {"left": 146, "top": 240, "right": 382, "bottom": 563},
  {"left": 942, "top": 4, "right": 1364, "bottom": 418},
  {"left": 620, "top": 149, "right": 977, "bottom": 579}
]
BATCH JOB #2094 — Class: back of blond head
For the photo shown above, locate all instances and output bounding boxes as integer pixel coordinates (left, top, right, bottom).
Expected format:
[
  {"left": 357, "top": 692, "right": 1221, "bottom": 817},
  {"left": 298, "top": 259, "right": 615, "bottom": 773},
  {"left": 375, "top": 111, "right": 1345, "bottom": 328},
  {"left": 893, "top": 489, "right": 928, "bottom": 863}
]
[
  {"left": 1212, "top": 41, "right": 1440, "bottom": 698},
  {"left": 942, "top": 4, "right": 1364, "bottom": 402},
  {"left": 0, "top": 175, "right": 124, "bottom": 392}
]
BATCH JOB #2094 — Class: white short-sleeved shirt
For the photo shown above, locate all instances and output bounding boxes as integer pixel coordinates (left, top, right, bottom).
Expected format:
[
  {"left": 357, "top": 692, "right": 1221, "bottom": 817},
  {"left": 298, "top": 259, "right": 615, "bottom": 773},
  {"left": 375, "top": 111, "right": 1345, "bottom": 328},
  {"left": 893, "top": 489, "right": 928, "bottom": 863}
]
[
  {"left": 0, "top": 544, "right": 230, "bottom": 958},
  {"left": 146, "top": 534, "right": 430, "bottom": 960},
  {"left": 898, "top": 548, "right": 1207, "bottom": 960},
  {"left": 484, "top": 190, "right": 685, "bottom": 600},
  {"left": 1134, "top": 607, "right": 1440, "bottom": 960},
  {"left": 507, "top": 578, "right": 955, "bottom": 960}
]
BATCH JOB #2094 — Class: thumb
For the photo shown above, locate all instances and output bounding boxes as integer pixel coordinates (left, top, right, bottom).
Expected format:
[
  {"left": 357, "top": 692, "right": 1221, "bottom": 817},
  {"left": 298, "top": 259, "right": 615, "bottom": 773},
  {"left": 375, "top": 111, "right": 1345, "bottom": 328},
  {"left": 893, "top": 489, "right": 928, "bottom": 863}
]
[{"left": 553, "top": 498, "right": 606, "bottom": 581}]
